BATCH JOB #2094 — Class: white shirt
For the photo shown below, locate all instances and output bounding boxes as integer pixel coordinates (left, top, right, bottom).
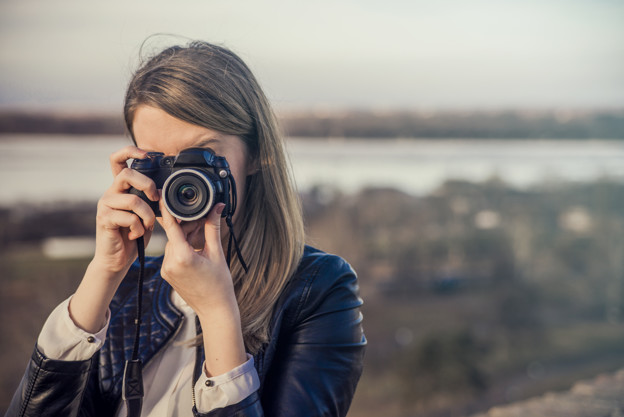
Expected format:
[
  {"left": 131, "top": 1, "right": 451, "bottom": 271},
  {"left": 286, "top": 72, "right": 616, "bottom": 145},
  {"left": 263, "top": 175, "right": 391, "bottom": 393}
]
[{"left": 37, "top": 293, "right": 260, "bottom": 416}]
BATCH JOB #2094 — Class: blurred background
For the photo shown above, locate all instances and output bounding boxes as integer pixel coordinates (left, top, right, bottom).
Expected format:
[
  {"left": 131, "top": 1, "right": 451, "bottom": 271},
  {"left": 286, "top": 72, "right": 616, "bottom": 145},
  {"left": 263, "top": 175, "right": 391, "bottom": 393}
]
[{"left": 1, "top": 1, "right": 624, "bottom": 416}]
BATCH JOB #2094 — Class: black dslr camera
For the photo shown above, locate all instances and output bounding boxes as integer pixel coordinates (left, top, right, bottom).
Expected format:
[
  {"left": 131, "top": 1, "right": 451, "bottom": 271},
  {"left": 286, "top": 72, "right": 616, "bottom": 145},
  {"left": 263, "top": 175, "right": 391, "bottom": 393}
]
[{"left": 129, "top": 148, "right": 236, "bottom": 221}]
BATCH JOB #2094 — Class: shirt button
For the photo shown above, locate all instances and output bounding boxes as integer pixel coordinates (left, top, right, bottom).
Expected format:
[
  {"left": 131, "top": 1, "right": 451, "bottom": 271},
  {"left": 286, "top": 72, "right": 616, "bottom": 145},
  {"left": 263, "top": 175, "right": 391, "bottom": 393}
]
[
  {"left": 86, "top": 336, "right": 96, "bottom": 343},
  {"left": 205, "top": 380, "right": 214, "bottom": 387}
]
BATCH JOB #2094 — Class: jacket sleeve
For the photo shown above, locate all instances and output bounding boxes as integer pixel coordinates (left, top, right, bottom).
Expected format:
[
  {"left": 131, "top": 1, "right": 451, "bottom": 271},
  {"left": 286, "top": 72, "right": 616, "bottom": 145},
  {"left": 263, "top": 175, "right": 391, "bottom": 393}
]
[
  {"left": 5, "top": 346, "right": 94, "bottom": 417},
  {"left": 194, "top": 252, "right": 366, "bottom": 417}
]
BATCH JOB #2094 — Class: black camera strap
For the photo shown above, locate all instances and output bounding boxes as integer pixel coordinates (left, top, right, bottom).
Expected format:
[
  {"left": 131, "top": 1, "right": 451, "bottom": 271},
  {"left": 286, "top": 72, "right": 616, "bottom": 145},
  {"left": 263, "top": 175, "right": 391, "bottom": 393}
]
[
  {"left": 226, "top": 214, "right": 248, "bottom": 273},
  {"left": 122, "top": 236, "right": 145, "bottom": 417},
  {"left": 226, "top": 174, "right": 248, "bottom": 273}
]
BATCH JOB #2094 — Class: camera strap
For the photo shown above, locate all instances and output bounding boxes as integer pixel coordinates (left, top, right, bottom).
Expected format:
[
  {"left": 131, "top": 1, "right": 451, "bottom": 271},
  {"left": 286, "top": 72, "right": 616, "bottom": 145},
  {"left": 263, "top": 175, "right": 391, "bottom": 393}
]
[
  {"left": 226, "top": 214, "right": 248, "bottom": 273},
  {"left": 225, "top": 174, "right": 248, "bottom": 274},
  {"left": 122, "top": 236, "right": 145, "bottom": 417}
]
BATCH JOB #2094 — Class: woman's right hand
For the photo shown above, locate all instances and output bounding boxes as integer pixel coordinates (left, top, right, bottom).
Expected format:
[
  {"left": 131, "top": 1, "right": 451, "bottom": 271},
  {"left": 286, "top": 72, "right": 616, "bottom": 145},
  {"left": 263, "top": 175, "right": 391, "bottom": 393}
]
[
  {"left": 91, "top": 146, "right": 160, "bottom": 276},
  {"left": 69, "top": 146, "right": 159, "bottom": 333}
]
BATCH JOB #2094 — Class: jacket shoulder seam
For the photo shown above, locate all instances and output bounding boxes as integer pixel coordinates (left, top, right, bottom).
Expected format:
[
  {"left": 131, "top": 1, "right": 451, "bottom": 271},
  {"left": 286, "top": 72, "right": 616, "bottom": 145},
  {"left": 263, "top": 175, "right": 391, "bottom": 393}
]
[{"left": 292, "top": 253, "right": 334, "bottom": 325}]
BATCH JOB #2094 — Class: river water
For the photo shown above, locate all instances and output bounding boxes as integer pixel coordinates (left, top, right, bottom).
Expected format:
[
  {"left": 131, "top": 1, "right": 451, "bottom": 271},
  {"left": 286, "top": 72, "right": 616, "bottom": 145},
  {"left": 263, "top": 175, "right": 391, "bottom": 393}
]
[{"left": 2, "top": 134, "right": 624, "bottom": 205}]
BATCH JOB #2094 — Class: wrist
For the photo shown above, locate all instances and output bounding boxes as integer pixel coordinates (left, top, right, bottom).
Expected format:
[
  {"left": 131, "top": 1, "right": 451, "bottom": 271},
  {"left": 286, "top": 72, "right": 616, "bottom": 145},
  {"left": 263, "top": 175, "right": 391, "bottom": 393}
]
[
  {"left": 88, "top": 255, "right": 133, "bottom": 279},
  {"left": 70, "top": 264, "right": 121, "bottom": 334},
  {"left": 196, "top": 295, "right": 241, "bottom": 329},
  {"left": 191, "top": 273, "right": 239, "bottom": 321}
]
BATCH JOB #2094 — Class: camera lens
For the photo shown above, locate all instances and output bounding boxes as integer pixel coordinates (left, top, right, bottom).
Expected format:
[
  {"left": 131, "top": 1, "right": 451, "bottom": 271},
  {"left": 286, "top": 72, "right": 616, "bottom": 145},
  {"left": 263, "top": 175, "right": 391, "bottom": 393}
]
[
  {"left": 162, "top": 169, "right": 215, "bottom": 221},
  {"left": 178, "top": 185, "right": 198, "bottom": 205}
]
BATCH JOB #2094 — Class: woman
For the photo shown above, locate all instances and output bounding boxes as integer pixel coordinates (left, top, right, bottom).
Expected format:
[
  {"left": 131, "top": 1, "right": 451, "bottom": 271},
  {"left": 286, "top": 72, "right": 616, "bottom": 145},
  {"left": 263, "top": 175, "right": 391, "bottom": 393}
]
[{"left": 7, "top": 41, "right": 365, "bottom": 417}]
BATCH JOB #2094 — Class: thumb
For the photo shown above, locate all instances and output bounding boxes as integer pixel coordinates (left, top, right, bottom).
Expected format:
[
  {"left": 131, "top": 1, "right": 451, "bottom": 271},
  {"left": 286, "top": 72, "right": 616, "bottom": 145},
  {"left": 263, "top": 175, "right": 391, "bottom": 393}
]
[{"left": 203, "top": 203, "right": 226, "bottom": 256}]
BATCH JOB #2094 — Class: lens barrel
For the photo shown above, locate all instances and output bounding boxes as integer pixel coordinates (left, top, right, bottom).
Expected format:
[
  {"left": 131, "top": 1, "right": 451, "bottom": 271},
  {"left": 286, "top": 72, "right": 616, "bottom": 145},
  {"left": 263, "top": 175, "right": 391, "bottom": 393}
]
[{"left": 162, "top": 169, "right": 215, "bottom": 221}]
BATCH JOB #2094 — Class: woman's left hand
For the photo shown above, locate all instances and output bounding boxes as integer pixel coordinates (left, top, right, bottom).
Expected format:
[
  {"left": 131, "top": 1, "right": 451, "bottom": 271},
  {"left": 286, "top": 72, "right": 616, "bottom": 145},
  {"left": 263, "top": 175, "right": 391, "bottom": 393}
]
[
  {"left": 159, "top": 200, "right": 235, "bottom": 318},
  {"left": 158, "top": 200, "right": 247, "bottom": 376}
]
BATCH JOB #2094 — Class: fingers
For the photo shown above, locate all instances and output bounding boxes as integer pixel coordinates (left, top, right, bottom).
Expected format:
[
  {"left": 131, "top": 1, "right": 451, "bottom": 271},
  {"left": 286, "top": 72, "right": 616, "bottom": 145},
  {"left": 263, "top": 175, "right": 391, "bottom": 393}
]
[
  {"left": 159, "top": 198, "right": 189, "bottom": 247},
  {"left": 109, "top": 145, "right": 159, "bottom": 202},
  {"left": 203, "top": 203, "right": 226, "bottom": 257},
  {"left": 109, "top": 146, "right": 148, "bottom": 177},
  {"left": 100, "top": 193, "right": 156, "bottom": 231},
  {"left": 97, "top": 145, "right": 160, "bottom": 241},
  {"left": 110, "top": 168, "right": 159, "bottom": 201},
  {"left": 159, "top": 200, "right": 226, "bottom": 258},
  {"left": 97, "top": 207, "right": 147, "bottom": 240}
]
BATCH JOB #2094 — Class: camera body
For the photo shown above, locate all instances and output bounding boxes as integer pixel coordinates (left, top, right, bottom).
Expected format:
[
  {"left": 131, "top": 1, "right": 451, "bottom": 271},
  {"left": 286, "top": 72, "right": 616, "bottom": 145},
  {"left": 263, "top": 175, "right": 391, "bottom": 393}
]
[{"left": 129, "top": 148, "right": 234, "bottom": 221}]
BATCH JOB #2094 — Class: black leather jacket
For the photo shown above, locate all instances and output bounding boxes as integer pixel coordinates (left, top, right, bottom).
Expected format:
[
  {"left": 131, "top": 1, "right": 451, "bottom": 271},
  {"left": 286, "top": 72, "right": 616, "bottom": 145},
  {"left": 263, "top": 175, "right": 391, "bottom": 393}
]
[{"left": 7, "top": 245, "right": 366, "bottom": 417}]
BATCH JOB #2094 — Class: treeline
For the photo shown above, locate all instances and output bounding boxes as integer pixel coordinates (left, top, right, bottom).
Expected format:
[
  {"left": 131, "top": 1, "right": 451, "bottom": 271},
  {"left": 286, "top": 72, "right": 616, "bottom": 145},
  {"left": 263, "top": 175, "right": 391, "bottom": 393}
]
[
  {"left": 280, "top": 109, "right": 624, "bottom": 139},
  {"left": 1, "top": 109, "right": 623, "bottom": 138},
  {"left": 0, "top": 111, "right": 125, "bottom": 135}
]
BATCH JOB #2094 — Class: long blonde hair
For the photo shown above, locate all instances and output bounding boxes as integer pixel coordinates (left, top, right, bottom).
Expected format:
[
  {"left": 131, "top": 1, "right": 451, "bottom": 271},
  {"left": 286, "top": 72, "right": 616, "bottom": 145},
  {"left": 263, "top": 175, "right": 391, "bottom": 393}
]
[{"left": 124, "top": 40, "right": 305, "bottom": 353}]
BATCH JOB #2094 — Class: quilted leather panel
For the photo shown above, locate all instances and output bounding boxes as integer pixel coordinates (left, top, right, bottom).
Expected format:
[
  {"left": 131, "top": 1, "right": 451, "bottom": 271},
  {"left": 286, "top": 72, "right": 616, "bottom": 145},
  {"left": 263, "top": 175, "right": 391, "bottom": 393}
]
[{"left": 98, "top": 256, "right": 183, "bottom": 400}]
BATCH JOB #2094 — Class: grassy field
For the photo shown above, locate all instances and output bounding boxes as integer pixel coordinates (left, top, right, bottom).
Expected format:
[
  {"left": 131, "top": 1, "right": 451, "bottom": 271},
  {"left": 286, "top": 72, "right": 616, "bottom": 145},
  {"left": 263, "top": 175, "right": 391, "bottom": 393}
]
[
  {"left": 0, "top": 246, "right": 88, "bottom": 404},
  {"left": 349, "top": 292, "right": 624, "bottom": 417}
]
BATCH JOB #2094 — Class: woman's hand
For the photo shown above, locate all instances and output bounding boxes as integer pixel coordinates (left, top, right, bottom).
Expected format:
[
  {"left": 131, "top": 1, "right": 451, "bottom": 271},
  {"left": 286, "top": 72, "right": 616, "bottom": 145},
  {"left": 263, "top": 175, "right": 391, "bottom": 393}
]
[
  {"left": 159, "top": 200, "right": 247, "bottom": 376},
  {"left": 69, "top": 146, "right": 159, "bottom": 333},
  {"left": 159, "top": 200, "right": 237, "bottom": 315},
  {"left": 90, "top": 146, "right": 159, "bottom": 274}
]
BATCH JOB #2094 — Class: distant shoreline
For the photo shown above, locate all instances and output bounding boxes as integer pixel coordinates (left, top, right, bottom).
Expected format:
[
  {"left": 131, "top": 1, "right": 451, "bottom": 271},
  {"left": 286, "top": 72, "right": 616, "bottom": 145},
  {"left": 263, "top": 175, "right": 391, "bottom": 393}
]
[{"left": 1, "top": 109, "right": 623, "bottom": 139}]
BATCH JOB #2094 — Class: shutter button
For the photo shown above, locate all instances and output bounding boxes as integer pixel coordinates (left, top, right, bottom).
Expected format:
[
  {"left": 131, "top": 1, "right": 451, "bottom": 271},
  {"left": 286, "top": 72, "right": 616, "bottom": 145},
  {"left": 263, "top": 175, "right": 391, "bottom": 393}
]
[{"left": 86, "top": 336, "right": 96, "bottom": 343}]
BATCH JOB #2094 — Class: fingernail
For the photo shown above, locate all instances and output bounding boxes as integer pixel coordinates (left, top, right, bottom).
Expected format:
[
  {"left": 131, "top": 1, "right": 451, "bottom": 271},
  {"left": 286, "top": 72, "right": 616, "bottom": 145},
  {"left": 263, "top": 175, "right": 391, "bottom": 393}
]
[{"left": 216, "top": 204, "right": 225, "bottom": 215}]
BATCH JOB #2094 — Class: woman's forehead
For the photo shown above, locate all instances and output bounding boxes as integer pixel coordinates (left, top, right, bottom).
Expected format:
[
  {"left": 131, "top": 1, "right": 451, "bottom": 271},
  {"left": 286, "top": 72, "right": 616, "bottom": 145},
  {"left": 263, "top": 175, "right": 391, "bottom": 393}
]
[{"left": 133, "top": 106, "right": 226, "bottom": 153}]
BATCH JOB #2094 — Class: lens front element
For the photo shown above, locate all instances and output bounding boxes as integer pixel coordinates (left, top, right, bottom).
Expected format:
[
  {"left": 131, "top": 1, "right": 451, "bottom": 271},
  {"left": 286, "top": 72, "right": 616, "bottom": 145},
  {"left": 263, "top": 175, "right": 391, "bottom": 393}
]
[
  {"left": 178, "top": 185, "right": 198, "bottom": 205},
  {"left": 162, "top": 169, "right": 215, "bottom": 221}
]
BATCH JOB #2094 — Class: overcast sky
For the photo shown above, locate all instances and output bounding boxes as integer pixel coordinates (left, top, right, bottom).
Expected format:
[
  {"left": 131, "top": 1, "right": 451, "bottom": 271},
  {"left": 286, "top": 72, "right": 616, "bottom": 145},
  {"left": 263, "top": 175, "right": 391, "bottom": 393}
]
[{"left": 0, "top": 0, "right": 622, "bottom": 111}]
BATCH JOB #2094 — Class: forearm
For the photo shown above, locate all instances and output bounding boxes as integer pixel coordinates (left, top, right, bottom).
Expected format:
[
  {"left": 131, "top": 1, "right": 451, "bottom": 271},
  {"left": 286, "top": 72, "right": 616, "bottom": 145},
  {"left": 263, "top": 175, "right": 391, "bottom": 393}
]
[
  {"left": 69, "top": 260, "right": 127, "bottom": 333},
  {"left": 198, "top": 299, "right": 247, "bottom": 378}
]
